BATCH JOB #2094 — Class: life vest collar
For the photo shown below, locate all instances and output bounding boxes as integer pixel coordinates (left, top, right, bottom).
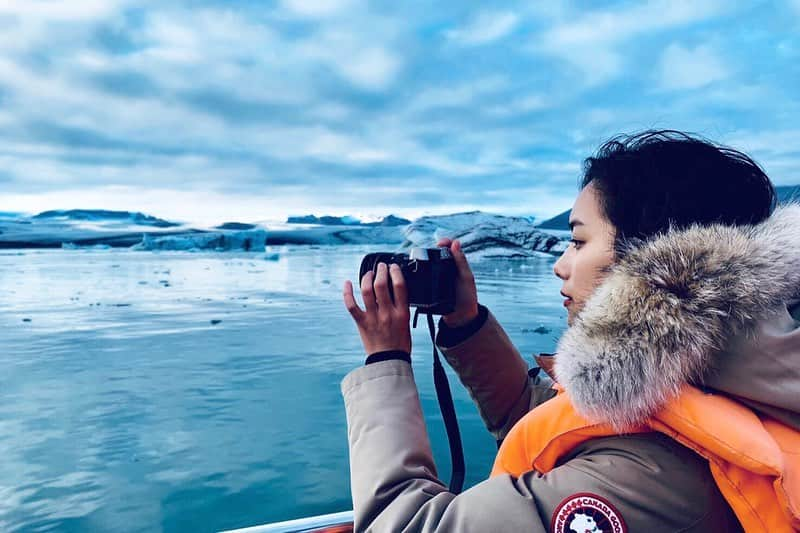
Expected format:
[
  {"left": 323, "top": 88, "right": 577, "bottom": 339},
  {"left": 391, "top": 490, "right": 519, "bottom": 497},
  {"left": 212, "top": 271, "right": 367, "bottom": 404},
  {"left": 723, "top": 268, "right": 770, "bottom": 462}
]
[{"left": 492, "top": 386, "right": 800, "bottom": 532}]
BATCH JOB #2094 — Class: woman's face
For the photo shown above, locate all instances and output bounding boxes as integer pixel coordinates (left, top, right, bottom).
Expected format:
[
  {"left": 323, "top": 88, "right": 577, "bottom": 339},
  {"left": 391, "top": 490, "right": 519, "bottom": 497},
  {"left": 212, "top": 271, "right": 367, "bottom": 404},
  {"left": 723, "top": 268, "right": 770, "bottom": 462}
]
[{"left": 553, "top": 182, "right": 616, "bottom": 326}]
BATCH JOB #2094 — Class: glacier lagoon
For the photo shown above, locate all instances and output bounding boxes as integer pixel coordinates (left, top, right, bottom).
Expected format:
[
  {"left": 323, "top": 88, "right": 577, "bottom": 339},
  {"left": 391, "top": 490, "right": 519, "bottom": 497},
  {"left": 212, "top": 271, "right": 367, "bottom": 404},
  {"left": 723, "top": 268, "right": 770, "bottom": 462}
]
[{"left": 0, "top": 246, "right": 566, "bottom": 532}]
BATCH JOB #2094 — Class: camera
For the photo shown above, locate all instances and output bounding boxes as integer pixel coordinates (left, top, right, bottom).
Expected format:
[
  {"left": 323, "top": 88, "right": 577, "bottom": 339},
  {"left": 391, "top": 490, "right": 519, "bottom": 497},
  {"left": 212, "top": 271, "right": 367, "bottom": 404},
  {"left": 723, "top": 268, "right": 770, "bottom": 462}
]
[{"left": 359, "top": 247, "right": 457, "bottom": 315}]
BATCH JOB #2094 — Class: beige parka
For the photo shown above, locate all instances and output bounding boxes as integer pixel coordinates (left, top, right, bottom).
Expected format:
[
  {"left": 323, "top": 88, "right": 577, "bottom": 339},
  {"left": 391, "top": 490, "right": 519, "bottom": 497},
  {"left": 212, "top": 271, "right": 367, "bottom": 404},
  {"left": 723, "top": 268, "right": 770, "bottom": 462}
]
[{"left": 341, "top": 204, "right": 800, "bottom": 532}]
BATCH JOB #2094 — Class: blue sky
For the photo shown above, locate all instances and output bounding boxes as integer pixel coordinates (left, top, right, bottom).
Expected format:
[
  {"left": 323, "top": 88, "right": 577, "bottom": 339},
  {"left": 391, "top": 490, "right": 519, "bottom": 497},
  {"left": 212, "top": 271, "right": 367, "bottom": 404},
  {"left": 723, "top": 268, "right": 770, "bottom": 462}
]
[{"left": 1, "top": 1, "right": 799, "bottom": 225}]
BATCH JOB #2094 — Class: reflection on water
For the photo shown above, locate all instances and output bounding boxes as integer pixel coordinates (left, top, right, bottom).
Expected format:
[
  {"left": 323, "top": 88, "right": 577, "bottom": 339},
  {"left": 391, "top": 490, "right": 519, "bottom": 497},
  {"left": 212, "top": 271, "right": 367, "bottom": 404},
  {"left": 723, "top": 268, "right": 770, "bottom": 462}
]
[{"left": 0, "top": 247, "right": 565, "bottom": 532}]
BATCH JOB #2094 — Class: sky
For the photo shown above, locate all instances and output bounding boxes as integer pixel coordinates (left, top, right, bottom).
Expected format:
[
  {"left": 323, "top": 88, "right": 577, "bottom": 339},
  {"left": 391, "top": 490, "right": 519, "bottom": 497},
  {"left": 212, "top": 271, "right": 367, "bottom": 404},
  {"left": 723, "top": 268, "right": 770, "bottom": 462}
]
[{"left": 0, "top": 1, "right": 799, "bottom": 226}]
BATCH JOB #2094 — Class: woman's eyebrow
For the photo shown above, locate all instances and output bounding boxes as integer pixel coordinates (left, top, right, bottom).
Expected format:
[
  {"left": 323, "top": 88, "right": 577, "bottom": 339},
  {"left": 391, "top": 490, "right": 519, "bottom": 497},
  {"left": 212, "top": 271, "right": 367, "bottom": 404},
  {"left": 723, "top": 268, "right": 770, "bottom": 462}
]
[{"left": 568, "top": 218, "right": 584, "bottom": 230}]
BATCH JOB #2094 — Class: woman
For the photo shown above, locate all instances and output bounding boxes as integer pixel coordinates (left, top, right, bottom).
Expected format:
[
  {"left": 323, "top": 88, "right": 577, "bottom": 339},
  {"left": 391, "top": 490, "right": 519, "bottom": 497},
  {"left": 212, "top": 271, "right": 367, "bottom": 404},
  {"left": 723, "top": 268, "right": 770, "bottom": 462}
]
[{"left": 341, "top": 130, "right": 800, "bottom": 532}]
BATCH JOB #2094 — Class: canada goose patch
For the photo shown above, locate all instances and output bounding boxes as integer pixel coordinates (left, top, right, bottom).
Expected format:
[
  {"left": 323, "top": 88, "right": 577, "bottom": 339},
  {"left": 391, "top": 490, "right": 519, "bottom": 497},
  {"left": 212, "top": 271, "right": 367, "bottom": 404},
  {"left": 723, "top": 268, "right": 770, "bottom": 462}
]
[{"left": 551, "top": 493, "right": 627, "bottom": 533}]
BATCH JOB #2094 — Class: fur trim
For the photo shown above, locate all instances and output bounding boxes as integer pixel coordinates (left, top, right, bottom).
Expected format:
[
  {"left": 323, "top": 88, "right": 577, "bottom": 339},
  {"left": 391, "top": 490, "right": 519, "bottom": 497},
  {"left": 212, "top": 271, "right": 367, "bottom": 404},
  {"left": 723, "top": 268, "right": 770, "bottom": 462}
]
[{"left": 554, "top": 203, "right": 800, "bottom": 431}]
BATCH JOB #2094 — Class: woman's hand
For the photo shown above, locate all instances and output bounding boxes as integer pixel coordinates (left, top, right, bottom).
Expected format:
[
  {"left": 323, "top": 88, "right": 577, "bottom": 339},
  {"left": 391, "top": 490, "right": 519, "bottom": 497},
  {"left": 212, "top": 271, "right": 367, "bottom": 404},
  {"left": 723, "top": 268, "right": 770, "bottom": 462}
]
[
  {"left": 343, "top": 262, "right": 412, "bottom": 356},
  {"left": 436, "top": 238, "right": 479, "bottom": 327}
]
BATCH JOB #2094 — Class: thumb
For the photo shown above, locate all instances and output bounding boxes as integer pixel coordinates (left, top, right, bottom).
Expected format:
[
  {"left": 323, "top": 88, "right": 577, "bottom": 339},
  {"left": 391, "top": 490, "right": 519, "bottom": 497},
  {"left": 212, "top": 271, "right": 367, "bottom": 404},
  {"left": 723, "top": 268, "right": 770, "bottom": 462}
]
[{"left": 452, "top": 240, "right": 474, "bottom": 277}]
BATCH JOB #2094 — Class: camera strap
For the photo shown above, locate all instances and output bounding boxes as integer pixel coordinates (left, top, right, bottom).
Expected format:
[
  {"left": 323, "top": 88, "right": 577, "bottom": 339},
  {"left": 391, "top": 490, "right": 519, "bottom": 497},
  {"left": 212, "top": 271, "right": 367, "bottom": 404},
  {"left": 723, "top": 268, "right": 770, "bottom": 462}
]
[{"left": 413, "top": 308, "right": 465, "bottom": 494}]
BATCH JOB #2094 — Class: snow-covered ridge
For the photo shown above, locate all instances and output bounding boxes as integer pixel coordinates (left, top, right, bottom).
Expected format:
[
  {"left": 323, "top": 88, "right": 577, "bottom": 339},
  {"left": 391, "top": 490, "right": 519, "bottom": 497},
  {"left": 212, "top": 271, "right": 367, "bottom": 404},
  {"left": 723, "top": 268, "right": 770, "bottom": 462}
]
[
  {"left": 402, "top": 211, "right": 567, "bottom": 258},
  {"left": 33, "top": 209, "right": 179, "bottom": 227}
]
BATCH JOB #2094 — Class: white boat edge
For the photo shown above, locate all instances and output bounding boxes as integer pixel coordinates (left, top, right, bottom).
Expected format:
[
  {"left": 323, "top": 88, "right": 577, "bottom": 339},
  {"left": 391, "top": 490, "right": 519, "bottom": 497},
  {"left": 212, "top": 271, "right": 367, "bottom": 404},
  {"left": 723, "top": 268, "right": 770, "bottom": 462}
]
[{"left": 220, "top": 510, "right": 354, "bottom": 533}]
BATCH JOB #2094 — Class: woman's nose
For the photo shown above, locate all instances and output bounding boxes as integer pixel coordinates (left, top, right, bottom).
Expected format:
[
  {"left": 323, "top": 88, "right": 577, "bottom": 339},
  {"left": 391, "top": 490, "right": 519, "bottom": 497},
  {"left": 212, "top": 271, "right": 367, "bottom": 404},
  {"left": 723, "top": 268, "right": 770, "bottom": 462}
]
[{"left": 553, "top": 251, "right": 569, "bottom": 280}]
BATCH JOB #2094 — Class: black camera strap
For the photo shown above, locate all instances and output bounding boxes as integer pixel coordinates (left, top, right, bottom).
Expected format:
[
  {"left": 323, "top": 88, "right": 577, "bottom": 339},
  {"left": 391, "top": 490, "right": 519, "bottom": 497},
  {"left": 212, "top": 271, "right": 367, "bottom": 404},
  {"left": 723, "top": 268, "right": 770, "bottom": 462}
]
[{"left": 413, "top": 308, "right": 465, "bottom": 494}]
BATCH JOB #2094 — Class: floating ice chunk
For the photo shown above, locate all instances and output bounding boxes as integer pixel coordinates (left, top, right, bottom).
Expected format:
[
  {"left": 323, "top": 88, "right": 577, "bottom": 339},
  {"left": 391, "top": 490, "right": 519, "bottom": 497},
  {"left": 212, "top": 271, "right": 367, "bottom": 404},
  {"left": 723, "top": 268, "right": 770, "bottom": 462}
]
[
  {"left": 522, "top": 326, "right": 552, "bottom": 335},
  {"left": 61, "top": 242, "right": 112, "bottom": 250},
  {"left": 132, "top": 230, "right": 267, "bottom": 252}
]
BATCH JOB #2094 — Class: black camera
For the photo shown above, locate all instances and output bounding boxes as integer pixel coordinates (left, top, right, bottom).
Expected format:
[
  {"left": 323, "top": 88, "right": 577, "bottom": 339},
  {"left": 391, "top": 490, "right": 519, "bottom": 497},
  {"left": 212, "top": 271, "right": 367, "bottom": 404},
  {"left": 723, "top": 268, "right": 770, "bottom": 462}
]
[{"left": 359, "top": 247, "right": 457, "bottom": 315}]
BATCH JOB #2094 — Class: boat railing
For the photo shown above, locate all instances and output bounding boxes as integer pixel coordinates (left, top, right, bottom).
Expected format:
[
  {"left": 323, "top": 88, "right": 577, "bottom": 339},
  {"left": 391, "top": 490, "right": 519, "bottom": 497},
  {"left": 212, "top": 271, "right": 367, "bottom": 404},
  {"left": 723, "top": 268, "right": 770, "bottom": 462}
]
[{"left": 220, "top": 510, "right": 354, "bottom": 533}]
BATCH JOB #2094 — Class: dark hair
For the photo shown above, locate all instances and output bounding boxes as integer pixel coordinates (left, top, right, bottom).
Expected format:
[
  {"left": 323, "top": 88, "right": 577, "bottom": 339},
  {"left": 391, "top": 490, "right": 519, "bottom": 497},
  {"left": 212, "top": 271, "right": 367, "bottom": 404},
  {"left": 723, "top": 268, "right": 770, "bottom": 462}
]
[{"left": 582, "top": 130, "right": 776, "bottom": 254}]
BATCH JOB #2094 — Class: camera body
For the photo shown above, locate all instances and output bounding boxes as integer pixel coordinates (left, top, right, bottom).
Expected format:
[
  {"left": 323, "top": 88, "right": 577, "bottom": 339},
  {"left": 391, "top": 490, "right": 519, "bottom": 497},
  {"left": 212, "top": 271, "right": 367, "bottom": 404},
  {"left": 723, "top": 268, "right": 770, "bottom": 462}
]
[{"left": 359, "top": 247, "right": 457, "bottom": 315}]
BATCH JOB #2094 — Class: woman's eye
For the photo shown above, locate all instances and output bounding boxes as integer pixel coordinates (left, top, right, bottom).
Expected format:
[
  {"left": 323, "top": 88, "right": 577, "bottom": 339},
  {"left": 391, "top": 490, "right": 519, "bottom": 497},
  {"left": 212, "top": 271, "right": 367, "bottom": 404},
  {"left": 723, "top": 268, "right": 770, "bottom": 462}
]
[{"left": 569, "top": 238, "right": 584, "bottom": 249}]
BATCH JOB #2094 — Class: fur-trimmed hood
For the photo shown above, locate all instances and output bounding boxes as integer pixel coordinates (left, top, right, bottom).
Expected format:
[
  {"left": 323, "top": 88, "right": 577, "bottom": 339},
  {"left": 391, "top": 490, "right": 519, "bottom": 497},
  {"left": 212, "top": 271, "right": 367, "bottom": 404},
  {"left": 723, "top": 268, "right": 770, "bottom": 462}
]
[{"left": 554, "top": 203, "right": 800, "bottom": 431}]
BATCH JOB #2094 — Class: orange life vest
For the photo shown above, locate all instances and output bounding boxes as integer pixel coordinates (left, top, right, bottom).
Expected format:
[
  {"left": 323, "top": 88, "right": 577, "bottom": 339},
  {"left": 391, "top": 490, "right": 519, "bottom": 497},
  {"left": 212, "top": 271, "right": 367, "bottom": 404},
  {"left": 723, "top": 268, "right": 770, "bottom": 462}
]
[{"left": 491, "top": 385, "right": 800, "bottom": 532}]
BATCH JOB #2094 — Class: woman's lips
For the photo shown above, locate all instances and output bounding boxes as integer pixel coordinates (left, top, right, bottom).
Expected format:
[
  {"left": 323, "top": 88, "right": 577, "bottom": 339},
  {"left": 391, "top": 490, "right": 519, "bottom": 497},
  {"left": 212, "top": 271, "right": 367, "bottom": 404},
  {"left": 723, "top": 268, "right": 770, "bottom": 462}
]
[{"left": 561, "top": 291, "right": 572, "bottom": 308}]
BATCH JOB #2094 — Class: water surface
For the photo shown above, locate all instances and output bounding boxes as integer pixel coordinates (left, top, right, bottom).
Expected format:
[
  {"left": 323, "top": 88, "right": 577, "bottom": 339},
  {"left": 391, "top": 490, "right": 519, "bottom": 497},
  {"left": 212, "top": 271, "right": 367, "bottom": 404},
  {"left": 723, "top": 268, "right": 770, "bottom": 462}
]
[{"left": 0, "top": 247, "right": 565, "bottom": 532}]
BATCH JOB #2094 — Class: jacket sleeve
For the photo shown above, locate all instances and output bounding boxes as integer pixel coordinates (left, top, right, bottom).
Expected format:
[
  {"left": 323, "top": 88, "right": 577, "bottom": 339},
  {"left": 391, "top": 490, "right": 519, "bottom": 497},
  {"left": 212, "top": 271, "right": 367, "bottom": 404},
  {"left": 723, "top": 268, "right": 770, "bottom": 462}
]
[
  {"left": 341, "top": 360, "right": 737, "bottom": 533},
  {"left": 436, "top": 307, "right": 557, "bottom": 443}
]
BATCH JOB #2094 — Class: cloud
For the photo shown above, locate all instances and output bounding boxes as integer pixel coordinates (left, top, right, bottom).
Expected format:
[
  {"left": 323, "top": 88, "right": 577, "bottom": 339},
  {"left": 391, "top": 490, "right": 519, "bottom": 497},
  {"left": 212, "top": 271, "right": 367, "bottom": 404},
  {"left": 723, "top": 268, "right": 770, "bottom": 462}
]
[
  {"left": 280, "top": 0, "right": 357, "bottom": 18},
  {"left": 331, "top": 46, "right": 401, "bottom": 91},
  {"left": 657, "top": 43, "right": 729, "bottom": 90},
  {"left": 445, "top": 11, "right": 519, "bottom": 46},
  {"left": 535, "top": 0, "right": 727, "bottom": 86},
  {"left": 408, "top": 76, "right": 509, "bottom": 112},
  {"left": 723, "top": 129, "right": 800, "bottom": 184},
  {"left": 294, "top": 27, "right": 403, "bottom": 91},
  {"left": 544, "top": 1, "right": 724, "bottom": 48},
  {"left": 725, "top": 129, "right": 800, "bottom": 155},
  {"left": 0, "top": 0, "right": 123, "bottom": 21}
]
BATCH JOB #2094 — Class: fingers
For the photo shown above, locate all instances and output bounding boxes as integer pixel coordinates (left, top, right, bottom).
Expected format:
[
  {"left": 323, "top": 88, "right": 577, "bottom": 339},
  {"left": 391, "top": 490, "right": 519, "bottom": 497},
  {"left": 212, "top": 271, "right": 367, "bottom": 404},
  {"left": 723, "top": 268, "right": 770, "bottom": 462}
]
[
  {"left": 360, "top": 270, "right": 378, "bottom": 313},
  {"left": 451, "top": 239, "right": 475, "bottom": 281},
  {"left": 437, "top": 237, "right": 452, "bottom": 248},
  {"left": 343, "top": 280, "right": 364, "bottom": 322},
  {"left": 373, "top": 263, "right": 392, "bottom": 311},
  {"left": 388, "top": 263, "right": 408, "bottom": 310}
]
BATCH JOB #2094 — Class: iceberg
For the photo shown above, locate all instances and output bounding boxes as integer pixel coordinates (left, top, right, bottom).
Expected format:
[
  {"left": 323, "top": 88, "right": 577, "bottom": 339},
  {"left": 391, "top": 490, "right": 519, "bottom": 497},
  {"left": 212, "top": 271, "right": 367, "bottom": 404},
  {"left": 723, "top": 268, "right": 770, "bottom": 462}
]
[
  {"left": 402, "top": 211, "right": 568, "bottom": 258},
  {"left": 285, "top": 214, "right": 410, "bottom": 227},
  {"left": 267, "top": 213, "right": 409, "bottom": 245},
  {"left": 61, "top": 243, "right": 113, "bottom": 250},
  {"left": 215, "top": 222, "right": 256, "bottom": 230},
  {"left": 131, "top": 230, "right": 268, "bottom": 252},
  {"left": 266, "top": 225, "right": 404, "bottom": 245},
  {"left": 286, "top": 214, "right": 362, "bottom": 225},
  {"left": 363, "top": 214, "right": 412, "bottom": 227}
]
